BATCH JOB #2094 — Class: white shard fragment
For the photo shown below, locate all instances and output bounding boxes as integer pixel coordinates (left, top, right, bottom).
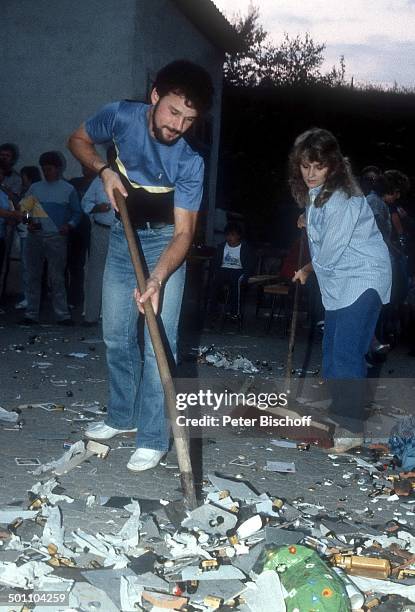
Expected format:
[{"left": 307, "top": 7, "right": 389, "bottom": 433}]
[
  {"left": 181, "top": 502, "right": 237, "bottom": 535},
  {"left": 31, "top": 478, "right": 74, "bottom": 505},
  {"left": 270, "top": 439, "right": 297, "bottom": 449},
  {"left": 208, "top": 474, "right": 262, "bottom": 503},
  {"left": 244, "top": 571, "right": 286, "bottom": 612},
  {"left": 104, "top": 500, "right": 142, "bottom": 551},
  {"left": 41, "top": 506, "right": 73, "bottom": 557},
  {"left": 33, "top": 440, "right": 88, "bottom": 476},
  {"left": 264, "top": 461, "right": 296, "bottom": 473},
  {"left": 165, "top": 532, "right": 212, "bottom": 560},
  {"left": 349, "top": 574, "right": 415, "bottom": 603},
  {"left": 0, "top": 407, "right": 19, "bottom": 423},
  {"left": 120, "top": 575, "right": 144, "bottom": 611},
  {"left": 181, "top": 563, "right": 246, "bottom": 581},
  {"left": 0, "top": 561, "right": 53, "bottom": 589},
  {"left": 69, "top": 581, "right": 119, "bottom": 612},
  {"left": 71, "top": 529, "right": 129, "bottom": 568},
  {"left": 0, "top": 509, "right": 38, "bottom": 523}
]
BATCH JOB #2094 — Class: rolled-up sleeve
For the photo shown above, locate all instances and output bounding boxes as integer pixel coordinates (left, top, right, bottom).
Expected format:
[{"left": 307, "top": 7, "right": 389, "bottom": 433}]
[
  {"left": 85, "top": 102, "right": 120, "bottom": 144},
  {"left": 174, "top": 155, "right": 204, "bottom": 211},
  {"left": 311, "top": 195, "right": 362, "bottom": 272}
]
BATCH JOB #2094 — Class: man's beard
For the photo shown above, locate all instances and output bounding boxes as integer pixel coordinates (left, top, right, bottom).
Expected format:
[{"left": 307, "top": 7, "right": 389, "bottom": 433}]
[{"left": 152, "top": 109, "right": 181, "bottom": 145}]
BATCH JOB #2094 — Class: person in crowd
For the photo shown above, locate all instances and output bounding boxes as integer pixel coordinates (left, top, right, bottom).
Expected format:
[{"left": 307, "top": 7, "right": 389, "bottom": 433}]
[
  {"left": 0, "top": 172, "right": 13, "bottom": 276},
  {"left": 377, "top": 170, "right": 411, "bottom": 344},
  {"left": 81, "top": 146, "right": 116, "bottom": 326},
  {"left": 18, "top": 151, "right": 81, "bottom": 325},
  {"left": 0, "top": 143, "right": 22, "bottom": 205},
  {"left": 0, "top": 166, "right": 23, "bottom": 286},
  {"left": 289, "top": 128, "right": 391, "bottom": 452},
  {"left": 361, "top": 166, "right": 392, "bottom": 243},
  {"left": 209, "top": 222, "right": 255, "bottom": 321},
  {"left": 20, "top": 166, "right": 42, "bottom": 195},
  {"left": 14, "top": 166, "right": 42, "bottom": 310},
  {"left": 359, "top": 166, "right": 392, "bottom": 357},
  {"left": 68, "top": 60, "right": 214, "bottom": 472},
  {"left": 67, "top": 165, "right": 96, "bottom": 310},
  {"left": 360, "top": 165, "right": 382, "bottom": 195}
]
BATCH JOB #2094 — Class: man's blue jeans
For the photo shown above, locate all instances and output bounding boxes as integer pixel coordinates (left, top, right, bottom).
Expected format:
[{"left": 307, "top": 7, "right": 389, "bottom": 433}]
[
  {"left": 102, "top": 221, "right": 185, "bottom": 451},
  {"left": 323, "top": 289, "right": 382, "bottom": 430}
]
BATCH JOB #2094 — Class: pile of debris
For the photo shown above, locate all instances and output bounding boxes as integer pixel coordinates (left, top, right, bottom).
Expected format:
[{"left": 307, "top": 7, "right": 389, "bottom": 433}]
[
  {"left": 195, "top": 346, "right": 260, "bottom": 375},
  {"left": 3, "top": 440, "right": 415, "bottom": 611}
]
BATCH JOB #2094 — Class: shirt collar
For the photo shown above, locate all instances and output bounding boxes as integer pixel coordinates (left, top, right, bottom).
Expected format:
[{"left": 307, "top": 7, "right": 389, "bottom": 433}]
[{"left": 309, "top": 185, "right": 323, "bottom": 197}]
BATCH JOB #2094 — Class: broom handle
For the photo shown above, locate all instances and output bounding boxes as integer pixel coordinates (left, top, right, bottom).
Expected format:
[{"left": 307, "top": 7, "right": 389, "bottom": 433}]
[
  {"left": 285, "top": 229, "right": 305, "bottom": 392},
  {"left": 114, "top": 190, "right": 197, "bottom": 509}
]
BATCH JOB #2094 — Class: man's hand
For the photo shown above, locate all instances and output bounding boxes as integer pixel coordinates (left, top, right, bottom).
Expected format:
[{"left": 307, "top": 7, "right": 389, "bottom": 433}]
[
  {"left": 9, "top": 210, "right": 23, "bottom": 223},
  {"left": 134, "top": 276, "right": 162, "bottom": 315},
  {"left": 100, "top": 168, "right": 127, "bottom": 211},
  {"left": 13, "top": 210, "right": 24, "bottom": 222},
  {"left": 59, "top": 223, "right": 72, "bottom": 236},
  {"left": 297, "top": 213, "right": 306, "bottom": 229},
  {"left": 292, "top": 266, "right": 311, "bottom": 285}
]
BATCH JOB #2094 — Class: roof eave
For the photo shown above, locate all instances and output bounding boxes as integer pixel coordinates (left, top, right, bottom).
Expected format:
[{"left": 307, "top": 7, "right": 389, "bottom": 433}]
[{"left": 171, "top": 0, "right": 244, "bottom": 54}]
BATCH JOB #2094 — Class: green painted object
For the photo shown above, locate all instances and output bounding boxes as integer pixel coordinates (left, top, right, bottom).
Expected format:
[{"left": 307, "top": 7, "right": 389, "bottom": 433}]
[{"left": 254, "top": 544, "right": 351, "bottom": 612}]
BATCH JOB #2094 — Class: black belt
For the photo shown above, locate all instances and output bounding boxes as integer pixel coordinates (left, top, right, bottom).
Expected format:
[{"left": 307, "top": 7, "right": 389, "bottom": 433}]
[
  {"left": 134, "top": 221, "right": 173, "bottom": 230},
  {"left": 94, "top": 220, "right": 111, "bottom": 228},
  {"left": 114, "top": 212, "right": 172, "bottom": 231}
]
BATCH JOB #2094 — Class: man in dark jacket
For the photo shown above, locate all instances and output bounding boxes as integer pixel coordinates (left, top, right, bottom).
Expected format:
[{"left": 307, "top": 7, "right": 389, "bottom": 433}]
[{"left": 210, "top": 222, "right": 255, "bottom": 318}]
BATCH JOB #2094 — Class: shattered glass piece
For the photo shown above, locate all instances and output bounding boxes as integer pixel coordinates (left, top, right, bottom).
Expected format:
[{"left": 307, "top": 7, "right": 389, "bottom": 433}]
[
  {"left": 265, "top": 527, "right": 305, "bottom": 546},
  {"left": 69, "top": 580, "right": 119, "bottom": 612},
  {"left": 181, "top": 503, "right": 237, "bottom": 536},
  {"left": 208, "top": 474, "right": 262, "bottom": 503},
  {"left": 181, "top": 564, "right": 246, "bottom": 581},
  {"left": 0, "top": 407, "right": 20, "bottom": 423},
  {"left": 0, "top": 560, "right": 53, "bottom": 589},
  {"left": 243, "top": 571, "right": 286, "bottom": 612},
  {"left": 232, "top": 542, "right": 265, "bottom": 574},
  {"left": 41, "top": 506, "right": 73, "bottom": 557},
  {"left": 189, "top": 579, "right": 246, "bottom": 605},
  {"left": 264, "top": 461, "right": 296, "bottom": 473}
]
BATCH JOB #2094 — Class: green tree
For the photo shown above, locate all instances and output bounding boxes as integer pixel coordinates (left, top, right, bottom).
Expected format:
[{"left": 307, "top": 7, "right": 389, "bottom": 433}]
[{"left": 224, "top": 5, "right": 345, "bottom": 88}]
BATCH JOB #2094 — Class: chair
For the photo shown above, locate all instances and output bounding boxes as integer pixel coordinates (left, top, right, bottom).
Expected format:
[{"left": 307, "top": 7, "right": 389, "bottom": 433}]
[{"left": 263, "top": 282, "right": 292, "bottom": 334}]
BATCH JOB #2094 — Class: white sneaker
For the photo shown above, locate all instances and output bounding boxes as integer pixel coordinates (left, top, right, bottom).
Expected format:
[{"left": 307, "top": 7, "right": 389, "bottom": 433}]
[
  {"left": 85, "top": 422, "right": 137, "bottom": 440},
  {"left": 15, "top": 299, "right": 28, "bottom": 310},
  {"left": 127, "top": 448, "right": 165, "bottom": 472}
]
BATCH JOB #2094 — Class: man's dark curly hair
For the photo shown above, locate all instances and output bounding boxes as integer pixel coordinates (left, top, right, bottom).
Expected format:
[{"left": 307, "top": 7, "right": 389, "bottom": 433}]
[
  {"left": 39, "top": 151, "right": 64, "bottom": 168},
  {"left": 383, "top": 169, "right": 410, "bottom": 197},
  {"left": 153, "top": 60, "right": 214, "bottom": 115},
  {"left": 288, "top": 128, "right": 361, "bottom": 208},
  {"left": 224, "top": 222, "right": 243, "bottom": 236},
  {"left": 0, "top": 142, "right": 19, "bottom": 165}
]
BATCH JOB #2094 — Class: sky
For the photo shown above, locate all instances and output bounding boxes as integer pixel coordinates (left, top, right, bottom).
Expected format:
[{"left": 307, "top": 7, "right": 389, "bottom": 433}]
[{"left": 213, "top": 0, "right": 415, "bottom": 88}]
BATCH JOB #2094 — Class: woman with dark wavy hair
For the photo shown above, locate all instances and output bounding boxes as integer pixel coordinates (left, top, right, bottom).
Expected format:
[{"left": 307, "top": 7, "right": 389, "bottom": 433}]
[{"left": 289, "top": 128, "right": 392, "bottom": 452}]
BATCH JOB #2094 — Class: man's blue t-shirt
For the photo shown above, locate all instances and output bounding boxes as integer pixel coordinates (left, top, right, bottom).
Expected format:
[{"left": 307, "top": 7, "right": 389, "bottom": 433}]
[{"left": 85, "top": 101, "right": 204, "bottom": 212}]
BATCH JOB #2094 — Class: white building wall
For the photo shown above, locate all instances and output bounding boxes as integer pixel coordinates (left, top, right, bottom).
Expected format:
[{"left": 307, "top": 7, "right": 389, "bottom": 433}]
[{"left": 1, "top": 0, "right": 224, "bottom": 233}]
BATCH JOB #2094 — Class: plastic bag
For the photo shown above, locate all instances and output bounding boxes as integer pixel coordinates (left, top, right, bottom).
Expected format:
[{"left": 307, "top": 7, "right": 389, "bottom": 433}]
[{"left": 253, "top": 544, "right": 351, "bottom": 612}]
